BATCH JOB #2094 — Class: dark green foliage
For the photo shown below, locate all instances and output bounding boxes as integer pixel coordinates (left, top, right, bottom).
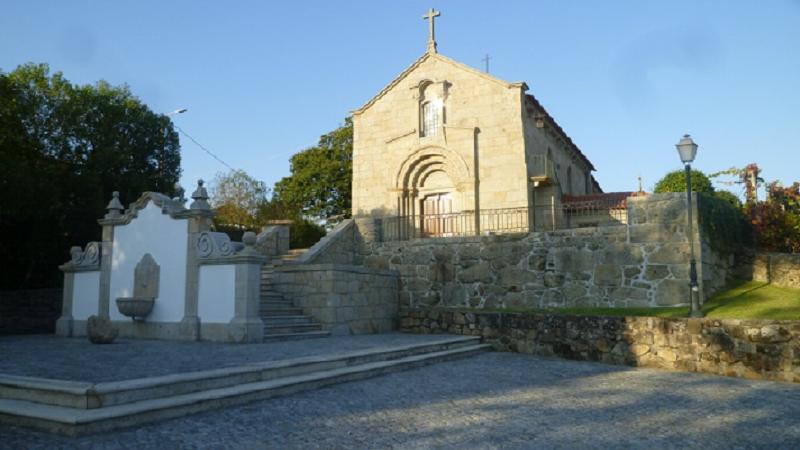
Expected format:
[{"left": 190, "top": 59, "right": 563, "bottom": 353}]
[
  {"left": 289, "top": 220, "right": 326, "bottom": 249},
  {"left": 654, "top": 169, "right": 715, "bottom": 194},
  {"left": 697, "top": 193, "right": 753, "bottom": 256},
  {"left": 273, "top": 118, "right": 352, "bottom": 221},
  {"left": 0, "top": 63, "right": 181, "bottom": 289},
  {"left": 712, "top": 190, "right": 743, "bottom": 209}
]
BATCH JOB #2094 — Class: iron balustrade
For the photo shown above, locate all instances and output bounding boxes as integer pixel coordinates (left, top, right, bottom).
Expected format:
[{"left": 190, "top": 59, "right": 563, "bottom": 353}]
[{"left": 377, "top": 201, "right": 628, "bottom": 242}]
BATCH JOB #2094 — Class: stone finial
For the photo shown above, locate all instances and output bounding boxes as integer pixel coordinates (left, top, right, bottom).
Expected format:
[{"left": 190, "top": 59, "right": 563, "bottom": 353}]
[
  {"left": 190, "top": 179, "right": 210, "bottom": 210},
  {"left": 173, "top": 182, "right": 186, "bottom": 204},
  {"left": 242, "top": 231, "right": 257, "bottom": 248},
  {"left": 105, "top": 191, "right": 124, "bottom": 218}
]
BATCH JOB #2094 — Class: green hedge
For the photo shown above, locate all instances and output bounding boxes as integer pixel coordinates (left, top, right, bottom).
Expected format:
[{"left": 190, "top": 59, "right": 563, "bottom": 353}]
[{"left": 697, "top": 193, "right": 752, "bottom": 254}]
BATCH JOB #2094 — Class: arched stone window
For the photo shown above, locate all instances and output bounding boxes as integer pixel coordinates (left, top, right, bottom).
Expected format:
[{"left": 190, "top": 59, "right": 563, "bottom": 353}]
[
  {"left": 567, "top": 167, "right": 573, "bottom": 194},
  {"left": 421, "top": 101, "right": 438, "bottom": 137},
  {"left": 585, "top": 171, "right": 591, "bottom": 194},
  {"left": 419, "top": 82, "right": 440, "bottom": 137}
]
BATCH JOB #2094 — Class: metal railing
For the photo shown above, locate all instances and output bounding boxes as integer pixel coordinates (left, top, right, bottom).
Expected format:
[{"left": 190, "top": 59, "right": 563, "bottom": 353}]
[{"left": 377, "top": 201, "right": 628, "bottom": 242}]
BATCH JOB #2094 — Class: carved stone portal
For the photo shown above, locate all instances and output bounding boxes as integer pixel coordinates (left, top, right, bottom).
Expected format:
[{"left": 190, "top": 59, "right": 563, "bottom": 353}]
[{"left": 116, "top": 253, "right": 160, "bottom": 321}]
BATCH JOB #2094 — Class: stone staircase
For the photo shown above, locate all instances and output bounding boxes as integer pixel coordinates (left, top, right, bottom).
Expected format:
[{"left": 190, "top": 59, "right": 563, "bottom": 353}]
[
  {"left": 0, "top": 336, "right": 490, "bottom": 435},
  {"left": 260, "top": 248, "right": 330, "bottom": 342}
]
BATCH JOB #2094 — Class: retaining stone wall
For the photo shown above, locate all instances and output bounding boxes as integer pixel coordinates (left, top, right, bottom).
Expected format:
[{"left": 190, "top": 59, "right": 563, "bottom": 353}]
[
  {"left": 271, "top": 264, "right": 399, "bottom": 335},
  {"left": 0, "top": 288, "right": 62, "bottom": 335},
  {"left": 753, "top": 253, "right": 800, "bottom": 289},
  {"left": 402, "top": 309, "right": 800, "bottom": 383},
  {"left": 353, "top": 193, "right": 737, "bottom": 310},
  {"left": 295, "top": 220, "right": 357, "bottom": 265}
]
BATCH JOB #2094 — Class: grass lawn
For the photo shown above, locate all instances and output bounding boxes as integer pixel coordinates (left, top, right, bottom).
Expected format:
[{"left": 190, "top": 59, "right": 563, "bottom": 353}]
[{"left": 472, "top": 281, "right": 800, "bottom": 320}]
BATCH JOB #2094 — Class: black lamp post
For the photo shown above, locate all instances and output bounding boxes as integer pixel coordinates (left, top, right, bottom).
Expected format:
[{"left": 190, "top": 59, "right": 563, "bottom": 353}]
[{"left": 675, "top": 134, "right": 704, "bottom": 318}]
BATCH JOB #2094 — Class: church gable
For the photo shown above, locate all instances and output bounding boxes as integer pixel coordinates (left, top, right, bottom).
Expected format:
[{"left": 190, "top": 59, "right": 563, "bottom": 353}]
[
  {"left": 352, "top": 51, "right": 531, "bottom": 217},
  {"left": 351, "top": 8, "right": 599, "bottom": 222},
  {"left": 352, "top": 52, "right": 527, "bottom": 153}
]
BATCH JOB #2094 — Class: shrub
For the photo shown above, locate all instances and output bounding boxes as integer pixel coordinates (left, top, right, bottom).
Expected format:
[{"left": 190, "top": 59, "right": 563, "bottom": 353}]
[
  {"left": 698, "top": 193, "right": 752, "bottom": 255},
  {"left": 746, "top": 182, "right": 800, "bottom": 253},
  {"left": 654, "top": 169, "right": 714, "bottom": 194},
  {"left": 713, "top": 190, "right": 743, "bottom": 209},
  {"left": 290, "top": 220, "right": 326, "bottom": 249}
]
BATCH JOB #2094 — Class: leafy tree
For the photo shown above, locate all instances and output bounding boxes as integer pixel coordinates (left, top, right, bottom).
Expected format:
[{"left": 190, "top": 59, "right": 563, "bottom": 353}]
[
  {"left": 654, "top": 169, "right": 714, "bottom": 194},
  {"left": 273, "top": 118, "right": 352, "bottom": 221},
  {"left": 210, "top": 170, "right": 269, "bottom": 230},
  {"left": 0, "top": 63, "right": 181, "bottom": 289}
]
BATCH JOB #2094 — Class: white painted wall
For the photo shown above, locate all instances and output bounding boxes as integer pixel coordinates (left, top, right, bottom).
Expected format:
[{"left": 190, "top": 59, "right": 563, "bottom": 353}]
[
  {"left": 73, "top": 271, "right": 100, "bottom": 320},
  {"left": 109, "top": 202, "right": 188, "bottom": 322},
  {"left": 198, "top": 265, "right": 236, "bottom": 323}
]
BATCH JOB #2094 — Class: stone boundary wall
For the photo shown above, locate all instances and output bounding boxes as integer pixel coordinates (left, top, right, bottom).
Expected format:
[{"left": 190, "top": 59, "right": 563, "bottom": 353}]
[
  {"left": 0, "top": 289, "right": 62, "bottom": 335},
  {"left": 402, "top": 309, "right": 800, "bottom": 383},
  {"left": 271, "top": 264, "right": 399, "bottom": 335},
  {"left": 348, "top": 193, "right": 738, "bottom": 311},
  {"left": 752, "top": 252, "right": 800, "bottom": 289}
]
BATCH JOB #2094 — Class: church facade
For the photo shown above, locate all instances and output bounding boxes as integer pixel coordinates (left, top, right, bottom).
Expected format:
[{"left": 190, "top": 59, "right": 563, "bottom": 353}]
[{"left": 351, "top": 10, "right": 600, "bottom": 236}]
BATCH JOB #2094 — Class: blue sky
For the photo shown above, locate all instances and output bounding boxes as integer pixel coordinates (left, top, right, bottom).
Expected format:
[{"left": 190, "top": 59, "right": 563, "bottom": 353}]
[{"left": 2, "top": 1, "right": 799, "bottom": 198}]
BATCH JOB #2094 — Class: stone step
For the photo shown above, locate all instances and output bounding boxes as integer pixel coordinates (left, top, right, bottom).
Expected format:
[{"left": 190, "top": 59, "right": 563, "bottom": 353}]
[
  {"left": 0, "top": 336, "right": 480, "bottom": 411},
  {"left": 263, "top": 323, "right": 323, "bottom": 335},
  {"left": 0, "top": 338, "right": 488, "bottom": 435},
  {"left": 260, "top": 330, "right": 332, "bottom": 343},
  {"left": 258, "top": 307, "right": 304, "bottom": 316},
  {"left": 260, "top": 315, "right": 313, "bottom": 326},
  {"left": 259, "top": 300, "right": 294, "bottom": 309}
]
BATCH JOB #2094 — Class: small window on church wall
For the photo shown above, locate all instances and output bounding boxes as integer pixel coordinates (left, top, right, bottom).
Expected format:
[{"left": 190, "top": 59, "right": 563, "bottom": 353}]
[
  {"left": 585, "top": 172, "right": 591, "bottom": 194},
  {"left": 421, "top": 101, "right": 438, "bottom": 137},
  {"left": 567, "top": 167, "right": 573, "bottom": 194}
]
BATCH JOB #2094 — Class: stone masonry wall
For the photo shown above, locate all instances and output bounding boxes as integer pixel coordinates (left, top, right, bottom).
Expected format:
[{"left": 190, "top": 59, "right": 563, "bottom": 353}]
[
  {"left": 0, "top": 288, "right": 62, "bottom": 335},
  {"left": 403, "top": 309, "right": 800, "bottom": 383},
  {"left": 752, "top": 252, "right": 800, "bottom": 289},
  {"left": 294, "top": 220, "right": 357, "bottom": 265},
  {"left": 271, "top": 264, "right": 399, "bottom": 335},
  {"left": 353, "top": 193, "right": 733, "bottom": 311}
]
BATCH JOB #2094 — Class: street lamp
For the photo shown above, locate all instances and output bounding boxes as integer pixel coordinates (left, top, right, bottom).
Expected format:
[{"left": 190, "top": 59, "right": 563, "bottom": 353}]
[{"left": 675, "top": 134, "right": 703, "bottom": 318}]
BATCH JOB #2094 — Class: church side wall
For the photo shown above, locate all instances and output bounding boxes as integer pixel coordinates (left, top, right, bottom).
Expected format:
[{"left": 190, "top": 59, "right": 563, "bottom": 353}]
[{"left": 521, "top": 110, "right": 591, "bottom": 197}]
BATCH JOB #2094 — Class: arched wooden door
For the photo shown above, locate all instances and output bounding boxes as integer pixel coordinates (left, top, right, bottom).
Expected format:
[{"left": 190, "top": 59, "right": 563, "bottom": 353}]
[{"left": 421, "top": 192, "right": 453, "bottom": 237}]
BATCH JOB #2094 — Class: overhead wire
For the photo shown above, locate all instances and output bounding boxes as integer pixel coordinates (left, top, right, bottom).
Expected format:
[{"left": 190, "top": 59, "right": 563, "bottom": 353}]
[{"left": 173, "top": 124, "right": 235, "bottom": 171}]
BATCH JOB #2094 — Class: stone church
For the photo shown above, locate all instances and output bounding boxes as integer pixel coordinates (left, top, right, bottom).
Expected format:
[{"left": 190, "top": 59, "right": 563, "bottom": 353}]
[{"left": 351, "top": 9, "right": 603, "bottom": 236}]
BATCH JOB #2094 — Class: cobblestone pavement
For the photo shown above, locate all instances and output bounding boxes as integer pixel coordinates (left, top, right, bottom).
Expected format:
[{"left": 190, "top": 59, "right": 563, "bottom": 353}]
[
  {"left": 2, "top": 352, "right": 799, "bottom": 449},
  {"left": 0, "top": 334, "right": 456, "bottom": 382}
]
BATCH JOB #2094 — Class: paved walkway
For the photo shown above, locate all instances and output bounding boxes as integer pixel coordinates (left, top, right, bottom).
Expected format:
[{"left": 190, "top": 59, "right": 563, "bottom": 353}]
[
  {"left": 2, "top": 352, "right": 799, "bottom": 449},
  {"left": 0, "top": 334, "right": 455, "bottom": 382}
]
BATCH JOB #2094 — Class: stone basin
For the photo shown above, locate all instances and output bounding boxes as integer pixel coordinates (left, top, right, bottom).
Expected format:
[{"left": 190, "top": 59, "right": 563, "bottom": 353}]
[{"left": 116, "top": 297, "right": 155, "bottom": 321}]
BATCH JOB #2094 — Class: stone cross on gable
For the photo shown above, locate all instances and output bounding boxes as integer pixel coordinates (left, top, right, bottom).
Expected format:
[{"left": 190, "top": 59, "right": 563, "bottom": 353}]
[{"left": 423, "top": 8, "right": 441, "bottom": 53}]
